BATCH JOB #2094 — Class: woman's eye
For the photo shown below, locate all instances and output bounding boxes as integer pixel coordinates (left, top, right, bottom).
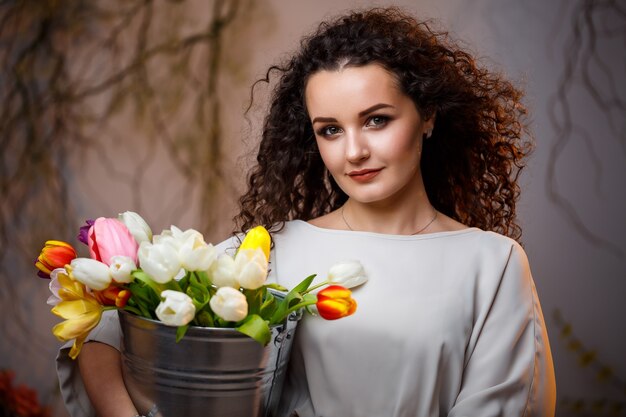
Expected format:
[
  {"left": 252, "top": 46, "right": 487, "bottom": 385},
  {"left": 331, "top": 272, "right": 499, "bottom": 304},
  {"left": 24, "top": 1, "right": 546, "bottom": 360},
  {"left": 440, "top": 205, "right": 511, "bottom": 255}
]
[
  {"left": 319, "top": 126, "right": 342, "bottom": 137},
  {"left": 366, "top": 115, "right": 389, "bottom": 128}
]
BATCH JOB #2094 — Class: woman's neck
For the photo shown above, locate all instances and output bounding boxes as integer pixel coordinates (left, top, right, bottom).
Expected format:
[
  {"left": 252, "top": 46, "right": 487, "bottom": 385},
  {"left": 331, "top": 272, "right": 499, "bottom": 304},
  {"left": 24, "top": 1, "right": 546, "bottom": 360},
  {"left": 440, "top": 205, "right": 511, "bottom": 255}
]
[{"left": 341, "top": 190, "right": 436, "bottom": 235}]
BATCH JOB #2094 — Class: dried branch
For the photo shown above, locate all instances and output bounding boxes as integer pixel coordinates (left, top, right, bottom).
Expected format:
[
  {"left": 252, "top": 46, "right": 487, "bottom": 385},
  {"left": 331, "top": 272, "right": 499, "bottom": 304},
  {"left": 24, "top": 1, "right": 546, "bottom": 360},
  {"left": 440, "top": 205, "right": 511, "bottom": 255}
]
[{"left": 546, "top": 0, "right": 626, "bottom": 258}]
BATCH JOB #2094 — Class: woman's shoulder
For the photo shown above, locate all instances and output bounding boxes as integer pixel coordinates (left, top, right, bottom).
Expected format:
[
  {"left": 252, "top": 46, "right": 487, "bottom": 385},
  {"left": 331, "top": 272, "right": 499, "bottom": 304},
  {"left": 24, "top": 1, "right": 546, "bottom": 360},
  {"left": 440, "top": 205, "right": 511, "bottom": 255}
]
[
  {"left": 213, "top": 220, "right": 524, "bottom": 259},
  {"left": 275, "top": 219, "right": 497, "bottom": 248}
]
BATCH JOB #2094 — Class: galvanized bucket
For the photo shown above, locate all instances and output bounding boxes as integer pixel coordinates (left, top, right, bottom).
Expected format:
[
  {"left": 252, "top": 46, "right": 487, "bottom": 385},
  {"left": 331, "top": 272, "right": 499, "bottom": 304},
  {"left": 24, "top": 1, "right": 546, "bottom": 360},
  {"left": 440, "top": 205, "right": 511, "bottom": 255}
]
[{"left": 119, "top": 305, "right": 301, "bottom": 417}]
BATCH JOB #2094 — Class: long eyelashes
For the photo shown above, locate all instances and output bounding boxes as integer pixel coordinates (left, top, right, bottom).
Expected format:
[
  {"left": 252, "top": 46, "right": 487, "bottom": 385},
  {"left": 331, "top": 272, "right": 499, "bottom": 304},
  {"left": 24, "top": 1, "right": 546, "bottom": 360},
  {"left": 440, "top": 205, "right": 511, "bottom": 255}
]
[
  {"left": 366, "top": 115, "right": 389, "bottom": 128},
  {"left": 316, "top": 115, "right": 391, "bottom": 138},
  {"left": 317, "top": 125, "right": 342, "bottom": 137}
]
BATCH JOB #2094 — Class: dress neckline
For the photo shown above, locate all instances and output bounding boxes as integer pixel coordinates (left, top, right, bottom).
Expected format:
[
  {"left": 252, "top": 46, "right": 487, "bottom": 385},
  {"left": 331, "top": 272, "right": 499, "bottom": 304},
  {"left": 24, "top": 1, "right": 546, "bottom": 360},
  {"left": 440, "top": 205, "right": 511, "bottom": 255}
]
[{"left": 291, "top": 219, "right": 482, "bottom": 241}]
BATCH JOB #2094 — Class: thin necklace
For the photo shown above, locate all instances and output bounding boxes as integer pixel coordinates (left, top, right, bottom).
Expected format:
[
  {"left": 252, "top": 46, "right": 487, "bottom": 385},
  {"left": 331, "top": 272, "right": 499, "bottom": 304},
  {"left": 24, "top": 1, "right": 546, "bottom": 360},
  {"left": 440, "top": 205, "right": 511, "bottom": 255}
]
[{"left": 341, "top": 205, "right": 438, "bottom": 235}]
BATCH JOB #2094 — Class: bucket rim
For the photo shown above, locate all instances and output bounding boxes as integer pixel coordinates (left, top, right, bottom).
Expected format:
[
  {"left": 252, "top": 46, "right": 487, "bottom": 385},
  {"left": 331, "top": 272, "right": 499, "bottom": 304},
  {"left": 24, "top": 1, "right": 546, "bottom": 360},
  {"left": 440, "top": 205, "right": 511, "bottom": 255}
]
[{"left": 118, "top": 288, "right": 302, "bottom": 337}]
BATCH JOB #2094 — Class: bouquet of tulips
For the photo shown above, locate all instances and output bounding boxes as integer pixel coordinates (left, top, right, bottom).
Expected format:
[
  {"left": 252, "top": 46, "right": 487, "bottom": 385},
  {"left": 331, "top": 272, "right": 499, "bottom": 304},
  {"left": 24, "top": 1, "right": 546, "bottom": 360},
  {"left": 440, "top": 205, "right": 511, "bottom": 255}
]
[{"left": 35, "top": 212, "right": 365, "bottom": 360}]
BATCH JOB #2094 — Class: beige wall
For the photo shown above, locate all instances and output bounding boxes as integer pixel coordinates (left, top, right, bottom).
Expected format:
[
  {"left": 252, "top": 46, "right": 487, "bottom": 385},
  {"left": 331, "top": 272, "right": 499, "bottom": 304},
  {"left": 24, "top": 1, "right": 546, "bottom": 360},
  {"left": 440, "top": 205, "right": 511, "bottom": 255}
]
[{"left": 2, "top": 1, "right": 624, "bottom": 415}]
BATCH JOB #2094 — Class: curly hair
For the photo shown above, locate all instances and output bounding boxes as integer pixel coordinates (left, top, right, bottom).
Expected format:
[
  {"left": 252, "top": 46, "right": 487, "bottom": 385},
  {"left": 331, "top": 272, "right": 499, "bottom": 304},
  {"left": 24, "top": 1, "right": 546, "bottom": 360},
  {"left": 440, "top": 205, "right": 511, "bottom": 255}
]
[{"left": 235, "top": 7, "right": 532, "bottom": 241}]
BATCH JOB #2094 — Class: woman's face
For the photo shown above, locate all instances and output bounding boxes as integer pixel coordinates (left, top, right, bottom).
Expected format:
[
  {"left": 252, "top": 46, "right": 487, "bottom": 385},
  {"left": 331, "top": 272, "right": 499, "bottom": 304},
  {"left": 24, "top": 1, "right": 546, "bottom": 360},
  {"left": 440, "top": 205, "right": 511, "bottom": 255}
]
[{"left": 305, "top": 63, "right": 434, "bottom": 206}]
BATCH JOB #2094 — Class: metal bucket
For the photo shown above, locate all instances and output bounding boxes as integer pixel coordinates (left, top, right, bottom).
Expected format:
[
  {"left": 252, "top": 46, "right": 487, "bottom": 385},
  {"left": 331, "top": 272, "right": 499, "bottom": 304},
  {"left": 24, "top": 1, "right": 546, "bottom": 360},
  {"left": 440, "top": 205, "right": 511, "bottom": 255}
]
[{"left": 119, "top": 303, "right": 301, "bottom": 417}]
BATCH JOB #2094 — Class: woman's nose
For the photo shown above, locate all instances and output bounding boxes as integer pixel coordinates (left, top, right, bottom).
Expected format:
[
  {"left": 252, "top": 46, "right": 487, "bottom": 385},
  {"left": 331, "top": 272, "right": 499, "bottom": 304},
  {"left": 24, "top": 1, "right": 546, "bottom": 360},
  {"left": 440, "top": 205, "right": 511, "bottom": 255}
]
[{"left": 345, "top": 131, "right": 370, "bottom": 162}]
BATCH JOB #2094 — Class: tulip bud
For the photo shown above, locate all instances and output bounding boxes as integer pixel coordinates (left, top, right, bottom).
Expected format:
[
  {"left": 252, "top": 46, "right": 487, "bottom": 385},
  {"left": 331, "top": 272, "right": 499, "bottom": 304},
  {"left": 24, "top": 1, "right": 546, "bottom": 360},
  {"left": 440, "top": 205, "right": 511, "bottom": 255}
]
[
  {"left": 328, "top": 260, "right": 367, "bottom": 289},
  {"left": 93, "top": 285, "right": 131, "bottom": 308},
  {"left": 78, "top": 219, "right": 95, "bottom": 246},
  {"left": 210, "top": 287, "right": 248, "bottom": 322},
  {"left": 137, "top": 241, "right": 182, "bottom": 284},
  {"left": 35, "top": 240, "right": 77, "bottom": 279},
  {"left": 156, "top": 290, "right": 196, "bottom": 326},
  {"left": 234, "top": 248, "right": 268, "bottom": 290},
  {"left": 316, "top": 285, "right": 357, "bottom": 320},
  {"left": 210, "top": 255, "right": 239, "bottom": 288},
  {"left": 69, "top": 258, "right": 112, "bottom": 291},
  {"left": 118, "top": 211, "right": 153, "bottom": 244},
  {"left": 153, "top": 225, "right": 184, "bottom": 249},
  {"left": 109, "top": 255, "right": 136, "bottom": 283},
  {"left": 239, "top": 226, "right": 271, "bottom": 261},
  {"left": 115, "top": 289, "right": 132, "bottom": 308},
  {"left": 47, "top": 268, "right": 65, "bottom": 306},
  {"left": 88, "top": 217, "right": 139, "bottom": 265},
  {"left": 178, "top": 230, "right": 216, "bottom": 271}
]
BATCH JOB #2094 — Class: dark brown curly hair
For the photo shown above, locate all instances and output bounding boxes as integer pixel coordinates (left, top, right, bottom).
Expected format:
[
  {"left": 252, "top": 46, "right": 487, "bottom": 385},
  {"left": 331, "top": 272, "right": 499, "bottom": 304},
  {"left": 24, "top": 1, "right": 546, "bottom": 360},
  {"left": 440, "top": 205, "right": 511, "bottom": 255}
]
[{"left": 235, "top": 7, "right": 532, "bottom": 241}]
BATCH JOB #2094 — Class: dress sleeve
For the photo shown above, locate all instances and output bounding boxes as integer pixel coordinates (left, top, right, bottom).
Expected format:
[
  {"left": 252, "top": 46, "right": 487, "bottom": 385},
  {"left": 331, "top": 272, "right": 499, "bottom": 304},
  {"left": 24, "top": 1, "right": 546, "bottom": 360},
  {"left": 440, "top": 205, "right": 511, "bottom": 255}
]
[
  {"left": 55, "top": 309, "right": 122, "bottom": 417},
  {"left": 448, "top": 242, "right": 556, "bottom": 417}
]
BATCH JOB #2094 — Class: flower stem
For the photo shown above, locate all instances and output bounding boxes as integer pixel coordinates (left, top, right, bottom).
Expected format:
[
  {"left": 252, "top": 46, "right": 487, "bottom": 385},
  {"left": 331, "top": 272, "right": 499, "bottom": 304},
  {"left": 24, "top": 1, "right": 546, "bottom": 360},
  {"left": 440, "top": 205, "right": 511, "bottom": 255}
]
[{"left": 303, "top": 280, "right": 329, "bottom": 294}]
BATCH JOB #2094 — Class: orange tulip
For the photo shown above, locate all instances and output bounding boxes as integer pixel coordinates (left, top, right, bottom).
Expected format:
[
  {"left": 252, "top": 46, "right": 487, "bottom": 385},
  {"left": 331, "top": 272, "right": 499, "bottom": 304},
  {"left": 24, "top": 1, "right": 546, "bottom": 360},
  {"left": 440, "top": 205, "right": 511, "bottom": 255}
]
[
  {"left": 316, "top": 285, "right": 357, "bottom": 320},
  {"left": 35, "top": 240, "right": 77, "bottom": 279},
  {"left": 93, "top": 285, "right": 132, "bottom": 308}
]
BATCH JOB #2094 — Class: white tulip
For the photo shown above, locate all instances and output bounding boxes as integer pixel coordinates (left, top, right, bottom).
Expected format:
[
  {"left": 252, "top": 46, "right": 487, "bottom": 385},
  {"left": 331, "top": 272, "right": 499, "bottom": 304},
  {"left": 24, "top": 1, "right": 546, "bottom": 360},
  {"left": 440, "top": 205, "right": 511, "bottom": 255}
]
[
  {"left": 210, "top": 255, "right": 239, "bottom": 288},
  {"left": 234, "top": 248, "right": 268, "bottom": 290},
  {"left": 209, "top": 287, "right": 248, "bottom": 322},
  {"left": 153, "top": 225, "right": 187, "bottom": 249},
  {"left": 137, "top": 241, "right": 182, "bottom": 284},
  {"left": 328, "top": 260, "right": 368, "bottom": 288},
  {"left": 152, "top": 227, "right": 180, "bottom": 250},
  {"left": 47, "top": 268, "right": 65, "bottom": 306},
  {"left": 178, "top": 230, "right": 216, "bottom": 271},
  {"left": 109, "top": 255, "right": 136, "bottom": 283},
  {"left": 70, "top": 258, "right": 112, "bottom": 290},
  {"left": 118, "top": 211, "right": 153, "bottom": 244},
  {"left": 155, "top": 290, "right": 196, "bottom": 326}
]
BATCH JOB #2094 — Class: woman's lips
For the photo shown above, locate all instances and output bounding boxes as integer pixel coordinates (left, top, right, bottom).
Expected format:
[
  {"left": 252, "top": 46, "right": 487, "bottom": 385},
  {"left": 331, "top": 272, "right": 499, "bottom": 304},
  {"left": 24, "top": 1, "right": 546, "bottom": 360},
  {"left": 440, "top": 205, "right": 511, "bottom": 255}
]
[{"left": 347, "top": 168, "right": 382, "bottom": 182}]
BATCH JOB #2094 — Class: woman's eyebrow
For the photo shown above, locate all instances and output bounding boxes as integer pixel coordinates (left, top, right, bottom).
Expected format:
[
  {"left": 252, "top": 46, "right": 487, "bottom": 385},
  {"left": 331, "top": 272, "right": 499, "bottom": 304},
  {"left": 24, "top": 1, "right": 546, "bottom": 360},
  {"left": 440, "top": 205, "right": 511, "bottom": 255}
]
[
  {"left": 311, "top": 116, "right": 337, "bottom": 124},
  {"left": 358, "top": 103, "right": 395, "bottom": 117},
  {"left": 311, "top": 103, "right": 395, "bottom": 125}
]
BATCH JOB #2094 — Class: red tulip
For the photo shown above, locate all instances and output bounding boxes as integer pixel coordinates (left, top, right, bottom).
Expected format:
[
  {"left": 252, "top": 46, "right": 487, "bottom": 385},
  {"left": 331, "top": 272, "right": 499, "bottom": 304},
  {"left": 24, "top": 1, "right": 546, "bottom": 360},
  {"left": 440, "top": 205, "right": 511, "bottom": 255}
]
[
  {"left": 316, "top": 285, "right": 357, "bottom": 320},
  {"left": 35, "top": 240, "right": 77, "bottom": 279}
]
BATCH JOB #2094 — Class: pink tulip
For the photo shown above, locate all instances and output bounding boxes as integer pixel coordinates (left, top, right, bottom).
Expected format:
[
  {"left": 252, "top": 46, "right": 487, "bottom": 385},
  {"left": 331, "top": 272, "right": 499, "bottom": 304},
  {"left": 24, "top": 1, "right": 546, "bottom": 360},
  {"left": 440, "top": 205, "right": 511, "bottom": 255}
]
[{"left": 88, "top": 217, "right": 139, "bottom": 265}]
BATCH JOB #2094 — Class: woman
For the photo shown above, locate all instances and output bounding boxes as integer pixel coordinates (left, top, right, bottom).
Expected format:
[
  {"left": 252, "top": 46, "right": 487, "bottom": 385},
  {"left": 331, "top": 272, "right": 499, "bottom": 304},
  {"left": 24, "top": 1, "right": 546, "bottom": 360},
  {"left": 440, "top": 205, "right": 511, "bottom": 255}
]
[{"left": 58, "top": 7, "right": 556, "bottom": 417}]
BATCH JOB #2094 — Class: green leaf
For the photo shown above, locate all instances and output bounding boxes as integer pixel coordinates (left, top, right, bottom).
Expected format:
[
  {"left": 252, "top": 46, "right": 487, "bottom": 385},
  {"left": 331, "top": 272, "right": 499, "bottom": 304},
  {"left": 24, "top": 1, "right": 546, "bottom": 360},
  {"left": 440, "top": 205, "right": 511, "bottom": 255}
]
[
  {"left": 186, "top": 280, "right": 210, "bottom": 311},
  {"left": 128, "top": 281, "right": 160, "bottom": 319},
  {"left": 285, "top": 293, "right": 317, "bottom": 316},
  {"left": 195, "top": 271, "right": 211, "bottom": 287},
  {"left": 269, "top": 275, "right": 317, "bottom": 324},
  {"left": 291, "top": 274, "right": 317, "bottom": 294},
  {"left": 236, "top": 314, "right": 271, "bottom": 346},
  {"left": 288, "top": 294, "right": 303, "bottom": 308},
  {"left": 122, "top": 305, "right": 142, "bottom": 316},
  {"left": 260, "top": 292, "right": 277, "bottom": 320},
  {"left": 176, "top": 325, "right": 189, "bottom": 342},
  {"left": 132, "top": 271, "right": 164, "bottom": 297},
  {"left": 195, "top": 309, "right": 215, "bottom": 327},
  {"left": 264, "top": 283, "right": 289, "bottom": 292},
  {"left": 164, "top": 279, "right": 183, "bottom": 292},
  {"left": 216, "top": 317, "right": 234, "bottom": 327},
  {"left": 178, "top": 273, "right": 190, "bottom": 292},
  {"left": 244, "top": 288, "right": 263, "bottom": 316}
]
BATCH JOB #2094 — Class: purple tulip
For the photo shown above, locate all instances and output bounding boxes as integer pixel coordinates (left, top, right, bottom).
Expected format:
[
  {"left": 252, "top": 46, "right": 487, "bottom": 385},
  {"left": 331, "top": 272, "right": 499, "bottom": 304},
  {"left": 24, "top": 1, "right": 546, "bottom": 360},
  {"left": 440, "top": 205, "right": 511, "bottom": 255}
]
[{"left": 78, "top": 219, "right": 95, "bottom": 245}]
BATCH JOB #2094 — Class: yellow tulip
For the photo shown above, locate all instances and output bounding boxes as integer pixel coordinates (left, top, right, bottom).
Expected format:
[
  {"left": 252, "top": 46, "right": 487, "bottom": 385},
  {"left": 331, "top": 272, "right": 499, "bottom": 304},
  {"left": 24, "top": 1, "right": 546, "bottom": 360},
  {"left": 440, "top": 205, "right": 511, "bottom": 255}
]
[
  {"left": 51, "top": 269, "right": 104, "bottom": 359},
  {"left": 238, "top": 226, "right": 271, "bottom": 261}
]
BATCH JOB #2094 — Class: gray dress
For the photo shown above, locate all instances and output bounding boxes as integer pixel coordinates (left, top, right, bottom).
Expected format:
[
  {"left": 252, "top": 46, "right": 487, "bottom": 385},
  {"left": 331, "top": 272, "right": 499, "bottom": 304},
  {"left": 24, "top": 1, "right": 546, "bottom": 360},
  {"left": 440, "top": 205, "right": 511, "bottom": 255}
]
[{"left": 57, "top": 220, "right": 556, "bottom": 417}]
